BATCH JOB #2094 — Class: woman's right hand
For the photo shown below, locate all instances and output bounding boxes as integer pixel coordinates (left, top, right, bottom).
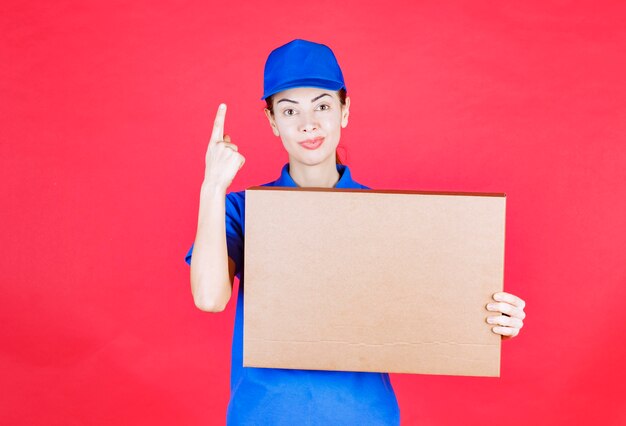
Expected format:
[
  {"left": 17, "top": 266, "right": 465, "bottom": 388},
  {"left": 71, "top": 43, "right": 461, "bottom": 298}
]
[{"left": 203, "top": 103, "right": 246, "bottom": 192}]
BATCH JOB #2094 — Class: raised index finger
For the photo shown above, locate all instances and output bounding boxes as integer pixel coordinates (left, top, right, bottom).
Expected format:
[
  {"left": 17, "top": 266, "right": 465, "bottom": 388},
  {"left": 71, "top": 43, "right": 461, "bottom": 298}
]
[{"left": 209, "top": 103, "right": 227, "bottom": 145}]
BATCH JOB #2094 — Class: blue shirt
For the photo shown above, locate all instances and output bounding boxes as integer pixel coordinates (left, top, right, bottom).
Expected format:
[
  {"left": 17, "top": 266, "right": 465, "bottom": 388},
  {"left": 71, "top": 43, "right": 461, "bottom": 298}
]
[{"left": 185, "top": 163, "right": 400, "bottom": 425}]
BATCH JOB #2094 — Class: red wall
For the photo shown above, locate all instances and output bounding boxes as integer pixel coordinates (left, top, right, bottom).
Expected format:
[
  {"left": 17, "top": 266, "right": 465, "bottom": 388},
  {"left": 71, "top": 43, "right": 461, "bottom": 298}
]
[{"left": 2, "top": 1, "right": 625, "bottom": 425}]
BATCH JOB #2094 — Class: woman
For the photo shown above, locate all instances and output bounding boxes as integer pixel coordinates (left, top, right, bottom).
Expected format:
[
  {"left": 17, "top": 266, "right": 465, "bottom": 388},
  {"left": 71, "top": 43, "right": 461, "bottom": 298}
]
[{"left": 185, "top": 39, "right": 526, "bottom": 425}]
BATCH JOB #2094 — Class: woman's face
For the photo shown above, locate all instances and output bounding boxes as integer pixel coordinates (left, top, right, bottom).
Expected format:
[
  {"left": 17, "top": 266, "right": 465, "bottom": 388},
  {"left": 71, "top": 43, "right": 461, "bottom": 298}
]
[{"left": 264, "top": 87, "right": 350, "bottom": 166}]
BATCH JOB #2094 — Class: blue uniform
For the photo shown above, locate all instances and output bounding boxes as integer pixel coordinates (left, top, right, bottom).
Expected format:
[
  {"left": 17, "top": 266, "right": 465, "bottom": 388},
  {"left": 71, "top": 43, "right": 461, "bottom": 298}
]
[{"left": 185, "top": 163, "right": 400, "bottom": 425}]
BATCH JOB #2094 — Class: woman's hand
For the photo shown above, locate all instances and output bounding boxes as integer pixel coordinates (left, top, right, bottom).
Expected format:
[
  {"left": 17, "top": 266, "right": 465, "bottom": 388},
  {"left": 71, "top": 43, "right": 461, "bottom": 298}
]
[
  {"left": 203, "top": 103, "right": 246, "bottom": 192},
  {"left": 485, "top": 292, "right": 526, "bottom": 340}
]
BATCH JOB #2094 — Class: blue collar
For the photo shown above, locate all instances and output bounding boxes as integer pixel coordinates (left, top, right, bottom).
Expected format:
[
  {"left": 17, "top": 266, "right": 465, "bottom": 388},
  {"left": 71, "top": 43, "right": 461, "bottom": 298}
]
[{"left": 272, "top": 163, "right": 361, "bottom": 189}]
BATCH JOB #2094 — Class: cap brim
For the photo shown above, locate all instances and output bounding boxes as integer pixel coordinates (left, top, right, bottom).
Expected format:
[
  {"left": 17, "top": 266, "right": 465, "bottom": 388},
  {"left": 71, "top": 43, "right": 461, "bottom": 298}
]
[{"left": 261, "top": 78, "right": 345, "bottom": 100}]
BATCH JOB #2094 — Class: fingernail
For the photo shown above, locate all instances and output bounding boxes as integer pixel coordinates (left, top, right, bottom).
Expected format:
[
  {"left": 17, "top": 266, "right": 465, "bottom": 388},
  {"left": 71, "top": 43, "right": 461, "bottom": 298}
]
[
  {"left": 487, "top": 317, "right": 495, "bottom": 323},
  {"left": 493, "top": 293, "right": 502, "bottom": 301},
  {"left": 487, "top": 304, "right": 495, "bottom": 310},
  {"left": 219, "top": 103, "right": 226, "bottom": 109}
]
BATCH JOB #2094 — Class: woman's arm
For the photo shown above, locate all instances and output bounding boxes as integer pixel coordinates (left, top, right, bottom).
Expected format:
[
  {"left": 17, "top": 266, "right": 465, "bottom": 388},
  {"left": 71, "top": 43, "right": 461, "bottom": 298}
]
[
  {"left": 190, "top": 103, "right": 245, "bottom": 312},
  {"left": 190, "top": 184, "right": 236, "bottom": 312}
]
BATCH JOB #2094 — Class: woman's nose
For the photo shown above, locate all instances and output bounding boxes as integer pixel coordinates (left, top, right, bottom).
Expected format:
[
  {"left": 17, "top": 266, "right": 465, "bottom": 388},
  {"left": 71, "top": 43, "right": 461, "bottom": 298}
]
[{"left": 299, "top": 111, "right": 319, "bottom": 133}]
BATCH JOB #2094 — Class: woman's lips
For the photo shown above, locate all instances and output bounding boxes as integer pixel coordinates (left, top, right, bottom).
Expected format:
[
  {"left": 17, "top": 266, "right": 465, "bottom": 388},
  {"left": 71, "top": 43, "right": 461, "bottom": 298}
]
[{"left": 299, "top": 137, "right": 325, "bottom": 150}]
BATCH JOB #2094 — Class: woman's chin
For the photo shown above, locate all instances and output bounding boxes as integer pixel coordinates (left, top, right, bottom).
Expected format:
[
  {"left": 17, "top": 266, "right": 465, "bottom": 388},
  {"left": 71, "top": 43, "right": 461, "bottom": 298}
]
[{"left": 292, "top": 150, "right": 336, "bottom": 167}]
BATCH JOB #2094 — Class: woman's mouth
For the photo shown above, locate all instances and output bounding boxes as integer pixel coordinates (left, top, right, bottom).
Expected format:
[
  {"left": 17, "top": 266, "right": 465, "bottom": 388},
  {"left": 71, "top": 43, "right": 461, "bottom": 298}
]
[{"left": 299, "top": 137, "right": 325, "bottom": 150}]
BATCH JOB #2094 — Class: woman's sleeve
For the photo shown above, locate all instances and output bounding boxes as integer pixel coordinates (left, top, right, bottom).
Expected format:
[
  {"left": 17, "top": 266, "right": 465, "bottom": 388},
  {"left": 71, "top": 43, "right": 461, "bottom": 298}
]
[{"left": 184, "top": 192, "right": 245, "bottom": 278}]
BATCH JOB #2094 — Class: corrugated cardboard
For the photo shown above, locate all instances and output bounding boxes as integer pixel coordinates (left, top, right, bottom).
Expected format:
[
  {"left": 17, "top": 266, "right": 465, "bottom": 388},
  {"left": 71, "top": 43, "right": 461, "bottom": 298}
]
[{"left": 243, "top": 187, "right": 506, "bottom": 377}]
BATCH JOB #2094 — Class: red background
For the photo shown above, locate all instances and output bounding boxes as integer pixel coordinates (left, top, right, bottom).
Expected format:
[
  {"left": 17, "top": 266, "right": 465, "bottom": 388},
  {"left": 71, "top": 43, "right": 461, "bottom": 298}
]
[{"left": 2, "top": 1, "right": 625, "bottom": 425}]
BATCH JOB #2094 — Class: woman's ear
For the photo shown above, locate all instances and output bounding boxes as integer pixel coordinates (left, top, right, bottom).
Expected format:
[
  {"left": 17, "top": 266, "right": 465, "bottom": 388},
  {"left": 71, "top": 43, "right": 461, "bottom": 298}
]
[
  {"left": 264, "top": 108, "right": 280, "bottom": 137},
  {"left": 341, "top": 97, "right": 350, "bottom": 128}
]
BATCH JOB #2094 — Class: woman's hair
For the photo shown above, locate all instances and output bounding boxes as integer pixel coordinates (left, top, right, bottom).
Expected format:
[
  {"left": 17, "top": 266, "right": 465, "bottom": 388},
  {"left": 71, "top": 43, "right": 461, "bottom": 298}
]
[{"left": 265, "top": 88, "right": 347, "bottom": 165}]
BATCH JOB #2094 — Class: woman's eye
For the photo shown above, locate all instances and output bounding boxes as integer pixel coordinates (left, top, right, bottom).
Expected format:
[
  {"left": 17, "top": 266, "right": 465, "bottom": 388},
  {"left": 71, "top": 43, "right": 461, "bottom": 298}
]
[
  {"left": 284, "top": 109, "right": 296, "bottom": 116},
  {"left": 317, "top": 104, "right": 330, "bottom": 111}
]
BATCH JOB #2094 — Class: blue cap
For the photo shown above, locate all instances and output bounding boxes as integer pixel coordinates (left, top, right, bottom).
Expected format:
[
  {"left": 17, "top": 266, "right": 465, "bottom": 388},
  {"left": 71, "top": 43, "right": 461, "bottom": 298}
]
[{"left": 261, "top": 39, "right": 347, "bottom": 101}]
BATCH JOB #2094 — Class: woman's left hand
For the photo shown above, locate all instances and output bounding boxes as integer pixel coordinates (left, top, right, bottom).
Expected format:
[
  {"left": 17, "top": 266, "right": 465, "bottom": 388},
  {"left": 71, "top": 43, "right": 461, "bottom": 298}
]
[{"left": 485, "top": 292, "right": 526, "bottom": 340}]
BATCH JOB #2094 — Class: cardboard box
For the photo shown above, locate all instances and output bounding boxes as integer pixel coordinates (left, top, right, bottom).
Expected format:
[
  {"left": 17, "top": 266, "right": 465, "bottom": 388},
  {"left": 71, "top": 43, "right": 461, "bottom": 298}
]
[{"left": 243, "top": 187, "right": 506, "bottom": 377}]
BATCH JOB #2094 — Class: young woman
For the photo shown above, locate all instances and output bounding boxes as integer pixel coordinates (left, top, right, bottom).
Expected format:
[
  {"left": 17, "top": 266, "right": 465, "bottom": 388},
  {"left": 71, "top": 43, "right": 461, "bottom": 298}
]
[{"left": 185, "top": 39, "right": 527, "bottom": 425}]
